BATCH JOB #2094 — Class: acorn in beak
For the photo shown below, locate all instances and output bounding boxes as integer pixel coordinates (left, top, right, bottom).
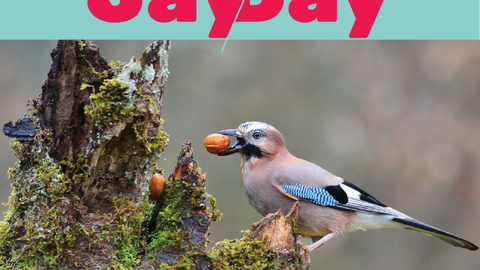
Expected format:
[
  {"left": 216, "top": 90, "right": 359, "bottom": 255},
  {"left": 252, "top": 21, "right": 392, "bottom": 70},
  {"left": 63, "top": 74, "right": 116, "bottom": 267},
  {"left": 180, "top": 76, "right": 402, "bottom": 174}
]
[{"left": 217, "top": 129, "right": 246, "bottom": 156}]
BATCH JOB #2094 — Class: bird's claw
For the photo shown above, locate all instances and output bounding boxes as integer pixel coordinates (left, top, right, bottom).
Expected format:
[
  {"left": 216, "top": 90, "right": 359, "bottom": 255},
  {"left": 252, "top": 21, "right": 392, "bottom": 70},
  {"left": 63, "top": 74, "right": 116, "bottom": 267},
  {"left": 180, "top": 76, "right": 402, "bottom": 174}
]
[{"left": 297, "top": 236, "right": 311, "bottom": 270}]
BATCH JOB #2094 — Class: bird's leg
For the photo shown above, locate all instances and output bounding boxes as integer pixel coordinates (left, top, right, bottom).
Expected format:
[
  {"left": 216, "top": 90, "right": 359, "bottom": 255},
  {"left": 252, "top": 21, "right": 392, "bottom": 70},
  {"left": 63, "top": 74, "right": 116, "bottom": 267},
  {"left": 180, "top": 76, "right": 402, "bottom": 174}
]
[{"left": 299, "top": 232, "right": 337, "bottom": 268}]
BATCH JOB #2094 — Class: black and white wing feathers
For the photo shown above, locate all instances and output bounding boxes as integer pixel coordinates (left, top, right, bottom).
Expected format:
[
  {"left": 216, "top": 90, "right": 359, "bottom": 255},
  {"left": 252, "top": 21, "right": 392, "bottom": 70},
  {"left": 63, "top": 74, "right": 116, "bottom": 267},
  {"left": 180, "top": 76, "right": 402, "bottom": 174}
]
[{"left": 280, "top": 180, "right": 406, "bottom": 217}]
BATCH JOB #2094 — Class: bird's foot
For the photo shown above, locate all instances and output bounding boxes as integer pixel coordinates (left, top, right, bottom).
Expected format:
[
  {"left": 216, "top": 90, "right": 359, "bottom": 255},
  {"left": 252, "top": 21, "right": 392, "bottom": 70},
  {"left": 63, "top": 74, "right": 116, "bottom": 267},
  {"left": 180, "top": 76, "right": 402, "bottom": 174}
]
[
  {"left": 300, "top": 245, "right": 312, "bottom": 268},
  {"left": 296, "top": 236, "right": 311, "bottom": 269},
  {"left": 298, "top": 232, "right": 338, "bottom": 269}
]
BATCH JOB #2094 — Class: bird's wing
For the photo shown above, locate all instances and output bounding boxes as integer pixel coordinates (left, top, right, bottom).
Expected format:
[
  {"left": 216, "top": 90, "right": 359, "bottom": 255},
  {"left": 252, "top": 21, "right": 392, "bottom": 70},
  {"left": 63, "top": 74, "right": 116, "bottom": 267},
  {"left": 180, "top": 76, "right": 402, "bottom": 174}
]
[
  {"left": 276, "top": 180, "right": 408, "bottom": 218},
  {"left": 271, "top": 160, "right": 401, "bottom": 216}
]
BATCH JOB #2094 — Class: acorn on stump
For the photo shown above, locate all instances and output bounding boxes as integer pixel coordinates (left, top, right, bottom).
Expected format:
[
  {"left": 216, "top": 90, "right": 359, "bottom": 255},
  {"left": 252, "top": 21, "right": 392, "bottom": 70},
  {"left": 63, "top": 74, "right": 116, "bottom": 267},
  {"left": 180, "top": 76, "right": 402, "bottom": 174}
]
[{"left": 149, "top": 174, "right": 166, "bottom": 201}]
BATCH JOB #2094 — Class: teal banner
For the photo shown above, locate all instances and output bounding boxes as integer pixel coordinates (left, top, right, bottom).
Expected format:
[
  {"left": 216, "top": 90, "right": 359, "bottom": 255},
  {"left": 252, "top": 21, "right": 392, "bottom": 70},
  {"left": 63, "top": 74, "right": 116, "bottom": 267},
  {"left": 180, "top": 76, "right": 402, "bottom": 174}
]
[{"left": 0, "top": 0, "right": 478, "bottom": 39}]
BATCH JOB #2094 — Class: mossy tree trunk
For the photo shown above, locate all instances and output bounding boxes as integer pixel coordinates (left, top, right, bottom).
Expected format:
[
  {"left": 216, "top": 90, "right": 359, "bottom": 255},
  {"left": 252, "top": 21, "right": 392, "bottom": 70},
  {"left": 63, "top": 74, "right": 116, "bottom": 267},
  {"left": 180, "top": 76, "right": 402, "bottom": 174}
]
[{"left": 0, "top": 40, "right": 304, "bottom": 270}]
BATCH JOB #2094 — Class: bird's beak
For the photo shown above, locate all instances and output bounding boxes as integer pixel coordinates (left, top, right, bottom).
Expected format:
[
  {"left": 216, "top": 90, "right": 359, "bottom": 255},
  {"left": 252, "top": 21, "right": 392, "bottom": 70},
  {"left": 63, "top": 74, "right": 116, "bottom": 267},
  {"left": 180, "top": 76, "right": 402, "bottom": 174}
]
[{"left": 217, "top": 129, "right": 246, "bottom": 156}]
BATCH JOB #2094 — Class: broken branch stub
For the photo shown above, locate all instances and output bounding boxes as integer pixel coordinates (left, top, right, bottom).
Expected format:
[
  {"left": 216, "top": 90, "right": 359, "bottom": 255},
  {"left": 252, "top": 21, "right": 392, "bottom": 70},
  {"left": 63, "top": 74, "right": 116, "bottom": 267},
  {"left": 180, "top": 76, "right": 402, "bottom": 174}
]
[
  {"left": 250, "top": 201, "right": 300, "bottom": 252},
  {"left": 249, "top": 202, "right": 304, "bottom": 269},
  {"left": 141, "top": 141, "right": 213, "bottom": 269}
]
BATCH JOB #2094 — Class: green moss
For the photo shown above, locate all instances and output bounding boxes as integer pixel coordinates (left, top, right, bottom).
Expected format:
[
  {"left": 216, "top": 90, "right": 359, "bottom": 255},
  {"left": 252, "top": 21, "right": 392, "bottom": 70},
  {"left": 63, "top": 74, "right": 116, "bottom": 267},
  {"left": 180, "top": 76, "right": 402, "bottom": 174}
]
[
  {"left": 159, "top": 251, "right": 197, "bottom": 270},
  {"left": 0, "top": 222, "right": 13, "bottom": 269},
  {"left": 59, "top": 154, "right": 88, "bottom": 185},
  {"left": 2, "top": 126, "right": 154, "bottom": 269},
  {"left": 145, "top": 174, "right": 219, "bottom": 269},
  {"left": 84, "top": 78, "right": 140, "bottom": 126},
  {"left": 76, "top": 41, "right": 112, "bottom": 85},
  {"left": 18, "top": 206, "right": 77, "bottom": 266},
  {"left": 137, "top": 118, "right": 169, "bottom": 157},
  {"left": 111, "top": 195, "right": 149, "bottom": 269},
  {"left": 0, "top": 121, "right": 94, "bottom": 268},
  {"left": 210, "top": 231, "right": 276, "bottom": 270},
  {"left": 206, "top": 193, "right": 223, "bottom": 222},
  {"left": 82, "top": 76, "right": 169, "bottom": 158},
  {"left": 147, "top": 177, "right": 185, "bottom": 254},
  {"left": 1, "top": 127, "right": 163, "bottom": 269}
]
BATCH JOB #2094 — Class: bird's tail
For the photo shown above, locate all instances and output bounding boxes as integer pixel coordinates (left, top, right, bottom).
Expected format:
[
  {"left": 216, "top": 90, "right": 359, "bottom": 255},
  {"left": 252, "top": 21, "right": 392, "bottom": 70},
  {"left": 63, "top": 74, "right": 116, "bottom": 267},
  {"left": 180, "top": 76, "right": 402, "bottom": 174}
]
[{"left": 392, "top": 217, "right": 478, "bottom": 251}]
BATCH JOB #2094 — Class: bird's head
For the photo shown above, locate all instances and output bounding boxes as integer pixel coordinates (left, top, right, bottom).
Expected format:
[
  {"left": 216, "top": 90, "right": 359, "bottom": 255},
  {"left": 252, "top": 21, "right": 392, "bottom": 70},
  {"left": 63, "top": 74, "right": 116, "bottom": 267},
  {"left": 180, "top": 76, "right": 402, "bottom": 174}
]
[{"left": 217, "top": 121, "right": 286, "bottom": 161}]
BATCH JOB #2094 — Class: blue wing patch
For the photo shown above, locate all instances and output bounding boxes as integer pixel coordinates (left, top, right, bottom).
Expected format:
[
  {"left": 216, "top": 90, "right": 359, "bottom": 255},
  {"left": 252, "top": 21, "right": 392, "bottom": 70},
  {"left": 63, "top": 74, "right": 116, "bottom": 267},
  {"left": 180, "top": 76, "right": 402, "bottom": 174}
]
[{"left": 280, "top": 183, "right": 338, "bottom": 206}]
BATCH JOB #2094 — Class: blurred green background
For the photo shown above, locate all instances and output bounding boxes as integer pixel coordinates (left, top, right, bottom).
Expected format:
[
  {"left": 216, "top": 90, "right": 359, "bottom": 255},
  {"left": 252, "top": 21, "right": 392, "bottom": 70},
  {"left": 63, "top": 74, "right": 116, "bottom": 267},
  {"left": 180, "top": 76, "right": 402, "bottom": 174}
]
[{"left": 1, "top": 41, "right": 479, "bottom": 270}]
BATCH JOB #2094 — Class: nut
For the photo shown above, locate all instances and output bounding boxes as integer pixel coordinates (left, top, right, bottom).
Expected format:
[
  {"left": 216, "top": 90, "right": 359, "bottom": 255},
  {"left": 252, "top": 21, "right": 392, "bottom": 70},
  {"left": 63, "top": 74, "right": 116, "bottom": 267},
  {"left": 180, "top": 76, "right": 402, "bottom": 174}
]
[
  {"left": 204, "top": 133, "right": 230, "bottom": 154},
  {"left": 149, "top": 174, "right": 165, "bottom": 201}
]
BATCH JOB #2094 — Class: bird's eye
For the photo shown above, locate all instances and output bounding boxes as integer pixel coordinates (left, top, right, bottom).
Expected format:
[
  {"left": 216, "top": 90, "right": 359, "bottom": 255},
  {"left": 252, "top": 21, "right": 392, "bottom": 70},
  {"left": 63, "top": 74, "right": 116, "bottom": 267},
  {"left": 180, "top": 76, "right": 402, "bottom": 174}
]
[{"left": 252, "top": 131, "right": 263, "bottom": 140}]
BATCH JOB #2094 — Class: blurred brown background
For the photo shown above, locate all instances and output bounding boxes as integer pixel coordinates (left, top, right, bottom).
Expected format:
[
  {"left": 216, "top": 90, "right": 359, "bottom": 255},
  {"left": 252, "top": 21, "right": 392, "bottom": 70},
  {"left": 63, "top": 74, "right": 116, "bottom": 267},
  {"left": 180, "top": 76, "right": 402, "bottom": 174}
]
[{"left": 1, "top": 41, "right": 479, "bottom": 270}]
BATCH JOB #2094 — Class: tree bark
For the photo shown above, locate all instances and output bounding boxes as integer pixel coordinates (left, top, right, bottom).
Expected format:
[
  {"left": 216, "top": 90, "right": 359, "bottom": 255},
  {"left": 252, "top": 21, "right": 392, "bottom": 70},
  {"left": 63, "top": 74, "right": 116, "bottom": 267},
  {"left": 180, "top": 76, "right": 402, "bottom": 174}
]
[{"left": 0, "top": 40, "right": 303, "bottom": 270}]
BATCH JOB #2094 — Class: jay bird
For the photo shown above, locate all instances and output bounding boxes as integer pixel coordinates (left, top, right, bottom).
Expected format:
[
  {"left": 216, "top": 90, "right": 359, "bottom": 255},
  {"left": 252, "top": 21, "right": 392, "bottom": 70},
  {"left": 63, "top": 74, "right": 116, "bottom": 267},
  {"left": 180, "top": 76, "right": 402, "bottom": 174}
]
[{"left": 217, "top": 121, "right": 478, "bottom": 267}]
